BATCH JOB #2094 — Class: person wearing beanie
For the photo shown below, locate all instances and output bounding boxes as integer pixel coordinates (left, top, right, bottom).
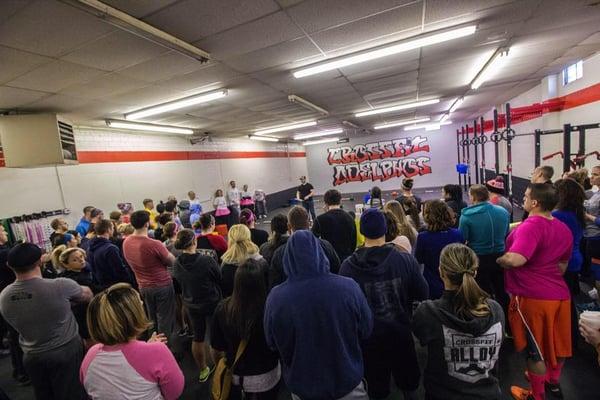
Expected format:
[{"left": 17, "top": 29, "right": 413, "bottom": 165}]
[
  {"left": 486, "top": 176, "right": 513, "bottom": 215},
  {"left": 0, "top": 243, "right": 93, "bottom": 400},
  {"left": 340, "top": 208, "right": 428, "bottom": 400},
  {"left": 396, "top": 178, "right": 422, "bottom": 212}
]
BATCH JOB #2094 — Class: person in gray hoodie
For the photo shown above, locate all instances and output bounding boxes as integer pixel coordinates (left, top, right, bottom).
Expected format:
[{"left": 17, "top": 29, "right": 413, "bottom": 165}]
[
  {"left": 340, "top": 208, "right": 428, "bottom": 400},
  {"left": 413, "top": 243, "right": 504, "bottom": 400}
]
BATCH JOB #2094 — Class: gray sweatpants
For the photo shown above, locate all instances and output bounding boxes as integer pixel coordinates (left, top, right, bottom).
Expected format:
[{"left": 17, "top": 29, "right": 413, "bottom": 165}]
[{"left": 140, "top": 283, "right": 176, "bottom": 337}]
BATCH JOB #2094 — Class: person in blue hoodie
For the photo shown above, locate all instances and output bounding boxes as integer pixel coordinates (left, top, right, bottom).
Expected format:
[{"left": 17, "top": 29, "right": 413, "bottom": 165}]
[
  {"left": 264, "top": 230, "right": 373, "bottom": 400},
  {"left": 87, "top": 219, "right": 131, "bottom": 290},
  {"left": 459, "top": 185, "right": 510, "bottom": 317},
  {"left": 340, "top": 208, "right": 428, "bottom": 400}
]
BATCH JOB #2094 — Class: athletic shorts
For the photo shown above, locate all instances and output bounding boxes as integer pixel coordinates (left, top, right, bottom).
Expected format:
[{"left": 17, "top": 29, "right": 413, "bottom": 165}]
[
  {"left": 187, "top": 308, "right": 212, "bottom": 342},
  {"left": 508, "top": 296, "right": 571, "bottom": 367}
]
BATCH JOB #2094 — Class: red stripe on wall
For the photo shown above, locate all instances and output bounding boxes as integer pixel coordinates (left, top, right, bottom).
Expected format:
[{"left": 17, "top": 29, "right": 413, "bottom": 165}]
[
  {"left": 561, "top": 82, "right": 600, "bottom": 110},
  {"left": 76, "top": 150, "right": 306, "bottom": 164}
]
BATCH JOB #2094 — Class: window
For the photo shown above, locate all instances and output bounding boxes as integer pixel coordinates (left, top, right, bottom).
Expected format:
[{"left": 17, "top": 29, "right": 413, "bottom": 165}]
[{"left": 562, "top": 60, "right": 583, "bottom": 85}]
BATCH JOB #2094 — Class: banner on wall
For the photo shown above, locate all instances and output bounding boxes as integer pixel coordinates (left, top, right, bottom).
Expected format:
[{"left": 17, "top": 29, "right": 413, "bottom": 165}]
[{"left": 326, "top": 135, "right": 432, "bottom": 186}]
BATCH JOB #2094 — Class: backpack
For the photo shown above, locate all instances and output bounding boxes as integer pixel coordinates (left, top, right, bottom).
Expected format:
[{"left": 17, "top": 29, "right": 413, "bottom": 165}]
[{"left": 211, "top": 340, "right": 248, "bottom": 400}]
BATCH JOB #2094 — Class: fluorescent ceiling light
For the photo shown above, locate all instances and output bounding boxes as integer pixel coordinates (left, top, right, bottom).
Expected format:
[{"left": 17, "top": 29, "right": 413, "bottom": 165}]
[
  {"left": 294, "top": 128, "right": 343, "bottom": 140},
  {"left": 355, "top": 98, "right": 440, "bottom": 117},
  {"left": 288, "top": 95, "right": 329, "bottom": 116},
  {"left": 302, "top": 137, "right": 340, "bottom": 146},
  {"left": 471, "top": 48, "right": 510, "bottom": 90},
  {"left": 125, "top": 89, "right": 228, "bottom": 120},
  {"left": 293, "top": 25, "right": 476, "bottom": 78},
  {"left": 449, "top": 97, "right": 464, "bottom": 113},
  {"left": 254, "top": 121, "right": 317, "bottom": 135},
  {"left": 249, "top": 135, "right": 279, "bottom": 142},
  {"left": 106, "top": 120, "right": 194, "bottom": 135},
  {"left": 440, "top": 114, "right": 450, "bottom": 123},
  {"left": 374, "top": 117, "right": 430, "bottom": 130},
  {"left": 404, "top": 120, "right": 452, "bottom": 131}
]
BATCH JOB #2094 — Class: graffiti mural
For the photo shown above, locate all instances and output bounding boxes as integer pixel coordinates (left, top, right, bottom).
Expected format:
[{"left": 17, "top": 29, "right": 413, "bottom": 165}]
[{"left": 326, "top": 136, "right": 433, "bottom": 186}]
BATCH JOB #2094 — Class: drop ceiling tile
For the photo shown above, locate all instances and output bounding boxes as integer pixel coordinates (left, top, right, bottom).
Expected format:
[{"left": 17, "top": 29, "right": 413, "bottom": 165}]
[
  {"left": 310, "top": 2, "right": 423, "bottom": 53},
  {"left": 107, "top": 85, "right": 186, "bottom": 109},
  {"left": 159, "top": 63, "right": 241, "bottom": 92},
  {"left": 118, "top": 51, "right": 206, "bottom": 83},
  {"left": 0, "top": 46, "right": 53, "bottom": 84},
  {"left": 20, "top": 94, "right": 93, "bottom": 113},
  {"left": 62, "top": 30, "right": 168, "bottom": 72},
  {"left": 341, "top": 52, "right": 420, "bottom": 82},
  {"left": 424, "top": 0, "right": 515, "bottom": 25},
  {"left": 195, "top": 12, "right": 303, "bottom": 58},
  {"left": 100, "top": 0, "right": 179, "bottom": 18},
  {"left": 7, "top": 60, "right": 106, "bottom": 93},
  {"left": 0, "top": 0, "right": 33, "bottom": 25},
  {"left": 287, "top": 0, "right": 417, "bottom": 34},
  {"left": 224, "top": 38, "right": 321, "bottom": 73},
  {"left": 0, "top": 0, "right": 114, "bottom": 57},
  {"left": 60, "top": 74, "right": 148, "bottom": 100},
  {"left": 143, "top": 0, "right": 280, "bottom": 42},
  {"left": 0, "top": 86, "right": 49, "bottom": 108}
]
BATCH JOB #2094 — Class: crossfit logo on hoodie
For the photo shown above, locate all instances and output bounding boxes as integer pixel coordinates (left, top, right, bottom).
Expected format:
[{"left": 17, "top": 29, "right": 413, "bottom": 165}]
[{"left": 442, "top": 322, "right": 502, "bottom": 383}]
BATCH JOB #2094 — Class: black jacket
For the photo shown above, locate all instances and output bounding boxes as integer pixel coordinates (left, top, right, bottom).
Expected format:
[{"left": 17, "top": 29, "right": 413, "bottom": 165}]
[
  {"left": 88, "top": 237, "right": 131, "bottom": 289},
  {"left": 173, "top": 252, "right": 222, "bottom": 313},
  {"left": 312, "top": 209, "right": 356, "bottom": 263},
  {"left": 268, "top": 232, "right": 340, "bottom": 290},
  {"left": 259, "top": 235, "right": 288, "bottom": 265}
]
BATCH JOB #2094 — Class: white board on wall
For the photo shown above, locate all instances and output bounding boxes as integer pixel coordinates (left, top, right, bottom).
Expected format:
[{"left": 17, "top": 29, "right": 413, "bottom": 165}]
[{"left": 305, "top": 124, "right": 461, "bottom": 194}]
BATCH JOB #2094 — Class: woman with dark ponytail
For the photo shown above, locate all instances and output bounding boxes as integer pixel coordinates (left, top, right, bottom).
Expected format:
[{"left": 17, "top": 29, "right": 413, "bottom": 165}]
[{"left": 412, "top": 244, "right": 504, "bottom": 400}]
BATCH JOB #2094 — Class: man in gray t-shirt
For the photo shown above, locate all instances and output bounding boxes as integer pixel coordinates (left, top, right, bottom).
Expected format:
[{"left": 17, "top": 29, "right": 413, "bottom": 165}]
[{"left": 0, "top": 243, "right": 92, "bottom": 400}]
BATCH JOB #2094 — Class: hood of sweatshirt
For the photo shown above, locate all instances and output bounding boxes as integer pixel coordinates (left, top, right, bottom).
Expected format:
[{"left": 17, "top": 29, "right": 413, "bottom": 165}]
[
  {"left": 89, "top": 237, "right": 113, "bottom": 253},
  {"left": 461, "top": 201, "right": 492, "bottom": 217},
  {"left": 434, "top": 291, "right": 501, "bottom": 336},
  {"left": 176, "top": 252, "right": 199, "bottom": 272},
  {"left": 343, "top": 244, "right": 399, "bottom": 277},
  {"left": 283, "top": 230, "right": 329, "bottom": 280}
]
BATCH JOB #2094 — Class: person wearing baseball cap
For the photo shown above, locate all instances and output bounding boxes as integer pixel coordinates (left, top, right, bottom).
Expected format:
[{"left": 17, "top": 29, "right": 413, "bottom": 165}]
[
  {"left": 340, "top": 208, "right": 428, "bottom": 400},
  {"left": 0, "top": 242, "right": 93, "bottom": 400}
]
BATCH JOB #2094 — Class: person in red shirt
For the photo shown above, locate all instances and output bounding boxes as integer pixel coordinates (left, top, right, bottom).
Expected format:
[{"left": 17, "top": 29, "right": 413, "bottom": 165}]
[
  {"left": 195, "top": 214, "right": 227, "bottom": 261},
  {"left": 123, "top": 211, "right": 176, "bottom": 339}
]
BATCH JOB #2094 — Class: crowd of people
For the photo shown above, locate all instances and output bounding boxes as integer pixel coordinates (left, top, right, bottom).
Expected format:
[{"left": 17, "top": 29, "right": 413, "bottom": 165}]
[{"left": 0, "top": 166, "right": 599, "bottom": 400}]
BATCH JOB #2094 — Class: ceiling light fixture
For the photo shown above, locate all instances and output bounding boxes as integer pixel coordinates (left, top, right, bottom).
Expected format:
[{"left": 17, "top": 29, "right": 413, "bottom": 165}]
[
  {"left": 449, "top": 97, "right": 464, "bottom": 113},
  {"left": 373, "top": 117, "right": 430, "bottom": 130},
  {"left": 125, "top": 89, "right": 228, "bottom": 120},
  {"left": 355, "top": 98, "right": 440, "bottom": 117},
  {"left": 470, "top": 48, "right": 510, "bottom": 90},
  {"left": 439, "top": 114, "right": 450, "bottom": 123},
  {"left": 106, "top": 120, "right": 194, "bottom": 135},
  {"left": 404, "top": 120, "right": 452, "bottom": 132},
  {"left": 293, "top": 25, "right": 476, "bottom": 78},
  {"left": 293, "top": 128, "right": 343, "bottom": 140},
  {"left": 254, "top": 121, "right": 317, "bottom": 135},
  {"left": 288, "top": 95, "right": 329, "bottom": 116},
  {"left": 61, "top": 0, "right": 211, "bottom": 62},
  {"left": 302, "top": 137, "right": 340, "bottom": 146},
  {"left": 249, "top": 135, "right": 279, "bottom": 142}
]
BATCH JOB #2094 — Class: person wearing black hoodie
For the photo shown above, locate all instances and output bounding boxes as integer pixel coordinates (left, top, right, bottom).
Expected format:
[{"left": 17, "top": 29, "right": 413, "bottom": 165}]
[
  {"left": 264, "top": 230, "right": 373, "bottom": 400},
  {"left": 173, "top": 229, "right": 222, "bottom": 383},
  {"left": 259, "top": 214, "right": 288, "bottom": 265},
  {"left": 340, "top": 208, "right": 428, "bottom": 400},
  {"left": 268, "top": 206, "right": 340, "bottom": 289},
  {"left": 413, "top": 243, "right": 504, "bottom": 400},
  {"left": 87, "top": 220, "right": 131, "bottom": 290}
]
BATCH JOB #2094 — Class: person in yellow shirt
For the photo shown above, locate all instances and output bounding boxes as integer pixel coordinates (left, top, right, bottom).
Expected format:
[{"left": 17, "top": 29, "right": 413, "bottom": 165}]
[{"left": 143, "top": 198, "right": 159, "bottom": 230}]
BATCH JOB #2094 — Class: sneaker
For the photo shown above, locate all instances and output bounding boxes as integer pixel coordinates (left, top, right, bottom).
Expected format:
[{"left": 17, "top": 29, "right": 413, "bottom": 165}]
[
  {"left": 546, "top": 382, "right": 564, "bottom": 398},
  {"left": 199, "top": 366, "right": 213, "bottom": 383},
  {"left": 511, "top": 386, "right": 535, "bottom": 400}
]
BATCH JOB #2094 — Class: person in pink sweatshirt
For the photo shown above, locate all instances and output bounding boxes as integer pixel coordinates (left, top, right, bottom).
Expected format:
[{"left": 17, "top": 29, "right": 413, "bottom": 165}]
[{"left": 80, "top": 283, "right": 184, "bottom": 400}]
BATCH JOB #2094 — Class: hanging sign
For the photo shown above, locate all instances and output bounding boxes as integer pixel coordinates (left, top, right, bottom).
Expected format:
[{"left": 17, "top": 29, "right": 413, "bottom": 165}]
[{"left": 326, "top": 135, "right": 433, "bottom": 186}]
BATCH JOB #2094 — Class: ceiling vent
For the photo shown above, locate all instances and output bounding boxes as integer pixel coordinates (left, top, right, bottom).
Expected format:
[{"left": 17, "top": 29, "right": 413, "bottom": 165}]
[{"left": 0, "top": 114, "right": 78, "bottom": 167}]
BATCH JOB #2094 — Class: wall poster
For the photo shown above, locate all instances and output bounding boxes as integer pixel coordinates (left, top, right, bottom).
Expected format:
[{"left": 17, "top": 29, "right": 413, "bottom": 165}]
[{"left": 326, "top": 135, "right": 433, "bottom": 186}]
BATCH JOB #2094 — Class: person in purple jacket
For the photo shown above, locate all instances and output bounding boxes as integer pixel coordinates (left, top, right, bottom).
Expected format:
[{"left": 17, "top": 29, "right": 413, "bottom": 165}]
[{"left": 340, "top": 208, "right": 429, "bottom": 400}]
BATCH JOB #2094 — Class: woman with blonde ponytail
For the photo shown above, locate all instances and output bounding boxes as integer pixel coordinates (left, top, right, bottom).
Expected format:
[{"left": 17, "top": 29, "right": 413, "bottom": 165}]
[
  {"left": 220, "top": 224, "right": 266, "bottom": 297},
  {"left": 413, "top": 243, "right": 504, "bottom": 400}
]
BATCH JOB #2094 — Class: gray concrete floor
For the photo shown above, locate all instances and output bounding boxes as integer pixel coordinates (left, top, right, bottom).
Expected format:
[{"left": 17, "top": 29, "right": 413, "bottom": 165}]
[{"left": 2, "top": 187, "right": 599, "bottom": 399}]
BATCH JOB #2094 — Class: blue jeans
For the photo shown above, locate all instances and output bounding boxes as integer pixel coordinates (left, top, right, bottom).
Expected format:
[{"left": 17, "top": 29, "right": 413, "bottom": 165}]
[{"left": 302, "top": 199, "right": 316, "bottom": 220}]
